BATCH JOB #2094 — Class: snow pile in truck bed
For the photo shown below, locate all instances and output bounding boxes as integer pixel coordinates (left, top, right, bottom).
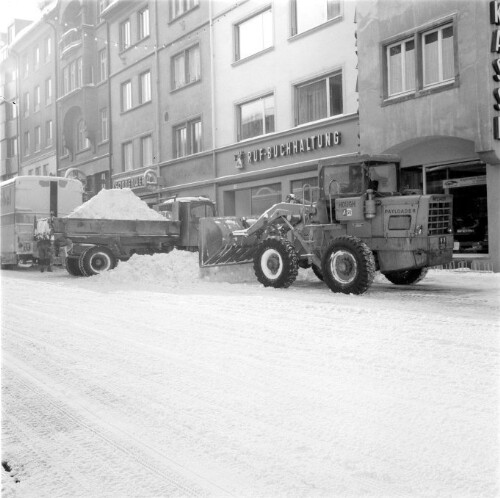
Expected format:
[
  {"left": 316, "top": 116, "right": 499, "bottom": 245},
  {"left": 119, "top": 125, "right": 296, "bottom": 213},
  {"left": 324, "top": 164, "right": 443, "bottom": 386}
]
[{"left": 67, "top": 188, "right": 165, "bottom": 220}]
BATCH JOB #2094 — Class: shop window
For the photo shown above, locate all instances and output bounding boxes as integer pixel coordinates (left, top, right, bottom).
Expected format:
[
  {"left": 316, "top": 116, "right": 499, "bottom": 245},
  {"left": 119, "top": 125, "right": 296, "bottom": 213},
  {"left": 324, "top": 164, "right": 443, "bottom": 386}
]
[
  {"left": 235, "top": 8, "right": 273, "bottom": 61},
  {"left": 170, "top": 0, "right": 199, "bottom": 21},
  {"left": 251, "top": 183, "right": 281, "bottom": 215},
  {"left": 291, "top": 0, "right": 341, "bottom": 36},
  {"left": 172, "top": 45, "right": 200, "bottom": 90},
  {"left": 138, "top": 7, "right": 150, "bottom": 39},
  {"left": 174, "top": 118, "right": 202, "bottom": 158},
  {"left": 291, "top": 177, "right": 319, "bottom": 202},
  {"left": 238, "top": 94, "right": 275, "bottom": 141},
  {"left": 122, "top": 141, "right": 133, "bottom": 171},
  {"left": 295, "top": 71, "right": 343, "bottom": 125}
]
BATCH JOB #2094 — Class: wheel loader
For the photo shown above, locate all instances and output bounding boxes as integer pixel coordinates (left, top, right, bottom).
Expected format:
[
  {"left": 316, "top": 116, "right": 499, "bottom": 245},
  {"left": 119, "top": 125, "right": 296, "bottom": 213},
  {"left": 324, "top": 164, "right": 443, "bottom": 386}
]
[{"left": 199, "top": 154, "right": 454, "bottom": 295}]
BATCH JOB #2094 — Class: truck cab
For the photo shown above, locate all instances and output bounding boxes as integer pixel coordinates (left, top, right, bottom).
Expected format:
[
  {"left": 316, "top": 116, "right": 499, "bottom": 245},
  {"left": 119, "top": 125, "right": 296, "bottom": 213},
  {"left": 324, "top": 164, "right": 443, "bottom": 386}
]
[{"left": 157, "top": 197, "right": 217, "bottom": 250}]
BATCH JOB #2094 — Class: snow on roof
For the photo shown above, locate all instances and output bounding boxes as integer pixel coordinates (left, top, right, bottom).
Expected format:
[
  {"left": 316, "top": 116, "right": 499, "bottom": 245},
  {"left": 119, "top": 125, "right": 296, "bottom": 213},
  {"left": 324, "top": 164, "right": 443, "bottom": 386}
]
[{"left": 66, "top": 188, "right": 166, "bottom": 220}]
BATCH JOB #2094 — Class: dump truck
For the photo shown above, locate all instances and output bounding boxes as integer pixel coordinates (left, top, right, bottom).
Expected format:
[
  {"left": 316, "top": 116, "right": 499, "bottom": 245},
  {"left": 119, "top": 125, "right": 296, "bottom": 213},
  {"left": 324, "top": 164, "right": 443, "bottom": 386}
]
[
  {"left": 49, "top": 196, "right": 215, "bottom": 276},
  {"left": 199, "top": 154, "right": 454, "bottom": 294}
]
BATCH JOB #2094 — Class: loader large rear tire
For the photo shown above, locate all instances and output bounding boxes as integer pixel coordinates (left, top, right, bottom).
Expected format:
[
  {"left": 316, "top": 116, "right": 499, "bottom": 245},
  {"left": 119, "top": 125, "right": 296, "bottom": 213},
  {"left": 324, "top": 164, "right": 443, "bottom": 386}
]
[
  {"left": 383, "top": 267, "right": 428, "bottom": 285},
  {"left": 322, "top": 236, "right": 375, "bottom": 295},
  {"left": 79, "top": 246, "right": 117, "bottom": 276},
  {"left": 253, "top": 238, "right": 299, "bottom": 288}
]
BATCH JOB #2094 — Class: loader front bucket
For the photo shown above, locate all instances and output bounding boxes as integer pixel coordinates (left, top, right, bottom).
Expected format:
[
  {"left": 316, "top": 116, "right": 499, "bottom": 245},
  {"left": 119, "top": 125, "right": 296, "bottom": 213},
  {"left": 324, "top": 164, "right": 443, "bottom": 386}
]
[{"left": 199, "top": 217, "right": 260, "bottom": 267}]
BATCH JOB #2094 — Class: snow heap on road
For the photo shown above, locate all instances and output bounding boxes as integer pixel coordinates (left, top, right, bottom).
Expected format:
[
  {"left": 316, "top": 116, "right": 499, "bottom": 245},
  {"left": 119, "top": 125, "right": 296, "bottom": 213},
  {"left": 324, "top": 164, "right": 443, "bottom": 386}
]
[
  {"left": 67, "top": 188, "right": 165, "bottom": 220},
  {"left": 95, "top": 250, "right": 260, "bottom": 286}
]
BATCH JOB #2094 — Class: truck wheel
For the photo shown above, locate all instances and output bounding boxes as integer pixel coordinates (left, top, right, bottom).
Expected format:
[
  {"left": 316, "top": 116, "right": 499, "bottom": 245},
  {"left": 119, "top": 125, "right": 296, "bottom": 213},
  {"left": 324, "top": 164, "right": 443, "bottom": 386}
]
[
  {"left": 322, "top": 236, "right": 375, "bottom": 295},
  {"left": 383, "top": 267, "right": 428, "bottom": 285},
  {"left": 253, "top": 238, "right": 299, "bottom": 288},
  {"left": 79, "top": 246, "right": 117, "bottom": 276},
  {"left": 66, "top": 257, "right": 84, "bottom": 276}
]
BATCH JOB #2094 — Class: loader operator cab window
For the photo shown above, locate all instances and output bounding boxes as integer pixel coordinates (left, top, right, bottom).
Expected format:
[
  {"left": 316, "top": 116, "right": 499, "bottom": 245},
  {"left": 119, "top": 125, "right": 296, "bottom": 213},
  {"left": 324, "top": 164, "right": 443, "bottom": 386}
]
[{"left": 323, "top": 162, "right": 398, "bottom": 197}]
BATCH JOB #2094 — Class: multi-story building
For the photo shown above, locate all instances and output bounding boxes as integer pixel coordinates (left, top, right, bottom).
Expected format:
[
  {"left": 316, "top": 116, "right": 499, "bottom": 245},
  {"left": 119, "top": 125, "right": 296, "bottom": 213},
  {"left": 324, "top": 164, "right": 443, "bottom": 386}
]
[
  {"left": 357, "top": 0, "right": 499, "bottom": 271},
  {"left": 9, "top": 17, "right": 57, "bottom": 178}
]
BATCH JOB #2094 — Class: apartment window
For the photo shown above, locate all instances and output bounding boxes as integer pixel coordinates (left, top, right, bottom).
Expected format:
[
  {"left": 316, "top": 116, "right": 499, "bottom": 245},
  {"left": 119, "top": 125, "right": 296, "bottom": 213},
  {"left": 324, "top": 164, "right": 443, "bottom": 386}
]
[
  {"left": 24, "top": 131, "right": 30, "bottom": 156},
  {"left": 99, "top": 0, "right": 110, "bottom": 18},
  {"left": 35, "top": 126, "right": 41, "bottom": 151},
  {"left": 139, "top": 70, "right": 152, "bottom": 104},
  {"left": 138, "top": 7, "right": 150, "bottom": 39},
  {"left": 120, "top": 19, "right": 131, "bottom": 51},
  {"left": 174, "top": 118, "right": 202, "bottom": 158},
  {"left": 35, "top": 166, "right": 41, "bottom": 175},
  {"left": 77, "top": 120, "right": 89, "bottom": 151},
  {"left": 34, "top": 86, "right": 41, "bottom": 112},
  {"left": 235, "top": 8, "right": 272, "bottom": 61},
  {"left": 23, "top": 92, "right": 30, "bottom": 117},
  {"left": 63, "top": 66, "right": 70, "bottom": 94},
  {"left": 422, "top": 24, "right": 454, "bottom": 87},
  {"left": 43, "top": 164, "right": 48, "bottom": 175},
  {"left": 7, "top": 138, "right": 18, "bottom": 158},
  {"left": 238, "top": 94, "right": 275, "bottom": 140},
  {"left": 141, "top": 135, "right": 153, "bottom": 167},
  {"left": 22, "top": 54, "right": 29, "bottom": 78},
  {"left": 77, "top": 57, "right": 83, "bottom": 87},
  {"left": 295, "top": 71, "right": 343, "bottom": 125},
  {"left": 70, "top": 62, "right": 76, "bottom": 90},
  {"left": 122, "top": 141, "right": 133, "bottom": 171},
  {"left": 45, "top": 120, "right": 53, "bottom": 146},
  {"left": 45, "top": 78, "right": 52, "bottom": 105},
  {"left": 292, "top": 0, "right": 341, "bottom": 35},
  {"left": 121, "top": 80, "right": 133, "bottom": 111},
  {"left": 387, "top": 39, "right": 415, "bottom": 96},
  {"left": 34, "top": 46, "right": 40, "bottom": 70},
  {"left": 172, "top": 45, "right": 200, "bottom": 90},
  {"left": 251, "top": 184, "right": 281, "bottom": 215},
  {"left": 100, "top": 108, "right": 109, "bottom": 142},
  {"left": 45, "top": 36, "right": 52, "bottom": 62},
  {"left": 171, "top": 0, "right": 199, "bottom": 20},
  {"left": 99, "top": 49, "right": 107, "bottom": 82}
]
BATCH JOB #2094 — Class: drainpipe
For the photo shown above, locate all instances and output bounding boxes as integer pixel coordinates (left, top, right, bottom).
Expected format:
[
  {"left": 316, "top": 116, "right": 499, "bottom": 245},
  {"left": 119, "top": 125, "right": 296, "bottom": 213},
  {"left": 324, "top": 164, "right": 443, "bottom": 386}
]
[
  {"left": 106, "top": 21, "right": 113, "bottom": 188},
  {"left": 154, "top": 0, "right": 161, "bottom": 203},
  {"left": 209, "top": 0, "right": 217, "bottom": 202}
]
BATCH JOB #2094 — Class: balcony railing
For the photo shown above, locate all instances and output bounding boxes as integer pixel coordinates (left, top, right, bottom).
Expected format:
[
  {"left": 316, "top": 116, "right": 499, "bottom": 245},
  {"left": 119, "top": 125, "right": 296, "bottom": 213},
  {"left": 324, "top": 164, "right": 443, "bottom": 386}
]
[{"left": 59, "top": 27, "right": 82, "bottom": 56}]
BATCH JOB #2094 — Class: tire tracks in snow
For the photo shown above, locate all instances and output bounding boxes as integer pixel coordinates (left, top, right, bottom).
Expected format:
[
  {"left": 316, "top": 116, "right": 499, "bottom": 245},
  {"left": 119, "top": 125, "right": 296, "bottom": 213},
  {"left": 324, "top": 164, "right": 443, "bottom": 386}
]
[{"left": 2, "top": 350, "right": 233, "bottom": 497}]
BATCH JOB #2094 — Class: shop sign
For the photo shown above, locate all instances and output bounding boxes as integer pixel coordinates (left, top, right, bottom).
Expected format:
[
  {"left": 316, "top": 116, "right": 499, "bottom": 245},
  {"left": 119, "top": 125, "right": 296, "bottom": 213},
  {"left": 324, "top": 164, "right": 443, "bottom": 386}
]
[
  {"left": 491, "top": 1, "right": 500, "bottom": 139},
  {"left": 442, "top": 176, "right": 486, "bottom": 189},
  {"left": 234, "top": 131, "right": 341, "bottom": 168},
  {"left": 113, "top": 169, "right": 159, "bottom": 189}
]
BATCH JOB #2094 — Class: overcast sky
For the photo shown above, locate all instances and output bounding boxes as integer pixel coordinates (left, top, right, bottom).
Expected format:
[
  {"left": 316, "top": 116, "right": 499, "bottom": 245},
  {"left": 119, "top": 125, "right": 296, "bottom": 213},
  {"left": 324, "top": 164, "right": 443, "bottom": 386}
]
[{"left": 0, "top": 0, "right": 42, "bottom": 34}]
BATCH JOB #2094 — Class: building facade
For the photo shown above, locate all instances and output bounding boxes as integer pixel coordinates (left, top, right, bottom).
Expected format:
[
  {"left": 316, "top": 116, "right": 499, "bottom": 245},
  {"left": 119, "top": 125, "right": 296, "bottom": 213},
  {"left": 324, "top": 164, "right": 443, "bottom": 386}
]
[
  {"left": 1, "top": 0, "right": 497, "bottom": 270},
  {"left": 357, "top": 0, "right": 499, "bottom": 271}
]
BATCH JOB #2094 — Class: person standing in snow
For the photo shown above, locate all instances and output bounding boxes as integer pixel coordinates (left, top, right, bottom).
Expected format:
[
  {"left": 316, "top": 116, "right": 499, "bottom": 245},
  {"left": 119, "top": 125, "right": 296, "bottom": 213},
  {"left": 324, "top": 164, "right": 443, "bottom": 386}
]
[{"left": 34, "top": 215, "right": 54, "bottom": 273}]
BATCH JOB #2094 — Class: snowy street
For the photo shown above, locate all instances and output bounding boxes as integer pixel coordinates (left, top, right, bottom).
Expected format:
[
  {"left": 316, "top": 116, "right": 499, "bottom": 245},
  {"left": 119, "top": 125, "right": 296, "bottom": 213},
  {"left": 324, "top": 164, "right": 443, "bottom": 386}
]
[{"left": 1, "top": 253, "right": 499, "bottom": 497}]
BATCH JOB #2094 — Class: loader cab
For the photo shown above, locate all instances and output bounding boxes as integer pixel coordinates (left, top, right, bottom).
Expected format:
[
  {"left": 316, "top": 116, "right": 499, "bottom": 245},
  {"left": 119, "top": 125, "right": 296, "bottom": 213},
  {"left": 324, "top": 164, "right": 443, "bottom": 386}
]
[
  {"left": 158, "top": 197, "right": 216, "bottom": 250},
  {"left": 316, "top": 154, "right": 400, "bottom": 223}
]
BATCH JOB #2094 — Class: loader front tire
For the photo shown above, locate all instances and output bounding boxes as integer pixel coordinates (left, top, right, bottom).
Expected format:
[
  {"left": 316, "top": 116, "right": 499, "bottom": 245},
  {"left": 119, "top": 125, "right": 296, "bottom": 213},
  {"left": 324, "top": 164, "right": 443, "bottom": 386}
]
[
  {"left": 254, "top": 238, "right": 299, "bottom": 288},
  {"left": 322, "top": 236, "right": 375, "bottom": 295},
  {"left": 383, "top": 267, "right": 428, "bottom": 285},
  {"left": 79, "top": 246, "right": 117, "bottom": 276}
]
